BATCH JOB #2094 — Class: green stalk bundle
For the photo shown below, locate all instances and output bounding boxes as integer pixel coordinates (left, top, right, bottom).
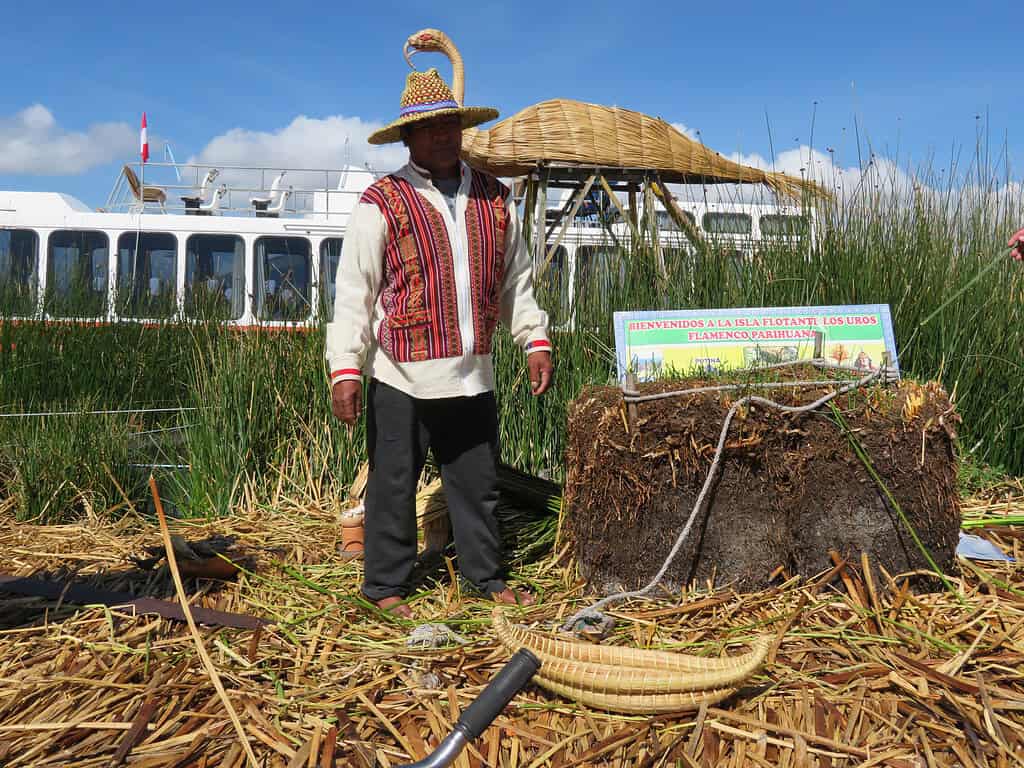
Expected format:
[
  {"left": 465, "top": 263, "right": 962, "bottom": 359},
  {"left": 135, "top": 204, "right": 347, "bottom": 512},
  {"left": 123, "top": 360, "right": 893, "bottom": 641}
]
[{"left": 2, "top": 156, "right": 1023, "bottom": 522}]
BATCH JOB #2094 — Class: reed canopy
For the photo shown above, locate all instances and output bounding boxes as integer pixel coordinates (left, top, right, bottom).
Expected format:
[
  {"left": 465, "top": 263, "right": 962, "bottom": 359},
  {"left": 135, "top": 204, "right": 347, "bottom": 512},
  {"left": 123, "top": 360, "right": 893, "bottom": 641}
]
[{"left": 461, "top": 99, "right": 825, "bottom": 200}]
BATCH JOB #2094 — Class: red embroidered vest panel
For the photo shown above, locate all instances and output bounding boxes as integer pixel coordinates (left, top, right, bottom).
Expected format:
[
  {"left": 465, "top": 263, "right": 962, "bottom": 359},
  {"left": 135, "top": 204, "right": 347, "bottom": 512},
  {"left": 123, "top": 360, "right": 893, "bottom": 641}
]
[{"left": 360, "top": 171, "right": 508, "bottom": 362}]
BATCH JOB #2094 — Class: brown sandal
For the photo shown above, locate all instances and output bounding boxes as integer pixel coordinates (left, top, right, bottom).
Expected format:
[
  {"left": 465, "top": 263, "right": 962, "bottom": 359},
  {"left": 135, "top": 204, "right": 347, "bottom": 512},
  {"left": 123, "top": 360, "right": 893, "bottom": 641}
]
[{"left": 339, "top": 517, "right": 365, "bottom": 562}]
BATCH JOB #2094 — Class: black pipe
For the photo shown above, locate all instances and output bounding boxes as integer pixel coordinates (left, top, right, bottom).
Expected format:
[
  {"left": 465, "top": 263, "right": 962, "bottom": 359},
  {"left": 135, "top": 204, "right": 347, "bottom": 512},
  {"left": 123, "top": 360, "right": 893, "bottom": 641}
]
[{"left": 397, "top": 648, "right": 541, "bottom": 768}]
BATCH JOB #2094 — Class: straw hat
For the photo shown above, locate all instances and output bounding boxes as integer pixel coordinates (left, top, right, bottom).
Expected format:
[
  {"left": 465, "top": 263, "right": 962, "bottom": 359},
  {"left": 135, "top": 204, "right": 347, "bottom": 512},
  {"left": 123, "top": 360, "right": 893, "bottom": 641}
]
[{"left": 368, "top": 68, "right": 498, "bottom": 145}]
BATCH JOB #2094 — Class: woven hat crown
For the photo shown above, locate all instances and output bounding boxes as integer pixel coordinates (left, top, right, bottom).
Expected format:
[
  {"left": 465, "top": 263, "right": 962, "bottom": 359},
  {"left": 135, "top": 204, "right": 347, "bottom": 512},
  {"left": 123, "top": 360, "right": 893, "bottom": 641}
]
[
  {"left": 399, "top": 68, "right": 459, "bottom": 115},
  {"left": 367, "top": 65, "right": 497, "bottom": 144}
]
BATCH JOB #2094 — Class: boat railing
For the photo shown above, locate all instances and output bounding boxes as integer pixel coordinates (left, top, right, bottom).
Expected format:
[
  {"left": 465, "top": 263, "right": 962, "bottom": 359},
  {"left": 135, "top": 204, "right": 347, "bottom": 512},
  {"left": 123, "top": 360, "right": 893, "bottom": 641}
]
[{"left": 104, "top": 161, "right": 381, "bottom": 218}]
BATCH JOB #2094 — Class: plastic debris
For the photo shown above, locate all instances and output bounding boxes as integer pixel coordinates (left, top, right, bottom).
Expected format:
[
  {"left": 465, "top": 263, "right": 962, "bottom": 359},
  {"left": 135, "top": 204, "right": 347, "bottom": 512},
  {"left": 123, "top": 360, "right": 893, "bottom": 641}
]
[{"left": 957, "top": 532, "right": 1015, "bottom": 562}]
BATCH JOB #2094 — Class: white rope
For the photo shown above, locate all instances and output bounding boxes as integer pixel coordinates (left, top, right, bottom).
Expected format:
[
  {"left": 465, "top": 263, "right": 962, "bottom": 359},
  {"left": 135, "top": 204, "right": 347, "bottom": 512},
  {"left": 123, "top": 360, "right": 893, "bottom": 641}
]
[
  {"left": 561, "top": 364, "right": 884, "bottom": 633},
  {"left": 0, "top": 406, "right": 196, "bottom": 418},
  {"left": 622, "top": 359, "right": 894, "bottom": 402},
  {"left": 622, "top": 378, "right": 861, "bottom": 403}
]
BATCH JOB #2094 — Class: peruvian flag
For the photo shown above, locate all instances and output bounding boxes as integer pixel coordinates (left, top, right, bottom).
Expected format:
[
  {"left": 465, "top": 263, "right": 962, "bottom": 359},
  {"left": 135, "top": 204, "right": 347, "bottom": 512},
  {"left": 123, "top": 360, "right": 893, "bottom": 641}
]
[{"left": 140, "top": 112, "right": 149, "bottom": 164}]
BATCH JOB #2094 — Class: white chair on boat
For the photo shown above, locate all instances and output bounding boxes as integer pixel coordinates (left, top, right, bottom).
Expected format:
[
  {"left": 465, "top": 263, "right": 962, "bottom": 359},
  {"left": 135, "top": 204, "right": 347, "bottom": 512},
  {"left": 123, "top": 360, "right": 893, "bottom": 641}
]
[
  {"left": 182, "top": 169, "right": 220, "bottom": 214},
  {"left": 264, "top": 186, "right": 292, "bottom": 217},
  {"left": 251, "top": 172, "right": 290, "bottom": 217},
  {"left": 198, "top": 185, "right": 227, "bottom": 215}
]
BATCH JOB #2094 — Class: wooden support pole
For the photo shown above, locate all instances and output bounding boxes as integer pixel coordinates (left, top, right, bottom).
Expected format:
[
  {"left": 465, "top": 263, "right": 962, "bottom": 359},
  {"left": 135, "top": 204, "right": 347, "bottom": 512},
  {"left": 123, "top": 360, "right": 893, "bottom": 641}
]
[
  {"left": 539, "top": 173, "right": 597, "bottom": 279},
  {"left": 534, "top": 172, "right": 548, "bottom": 270},
  {"left": 627, "top": 184, "right": 639, "bottom": 237},
  {"left": 599, "top": 175, "right": 640, "bottom": 245},
  {"left": 651, "top": 174, "right": 709, "bottom": 257},
  {"left": 643, "top": 177, "right": 667, "bottom": 279},
  {"left": 522, "top": 175, "right": 537, "bottom": 252},
  {"left": 623, "top": 372, "right": 638, "bottom": 433},
  {"left": 544, "top": 188, "right": 580, "bottom": 244}
]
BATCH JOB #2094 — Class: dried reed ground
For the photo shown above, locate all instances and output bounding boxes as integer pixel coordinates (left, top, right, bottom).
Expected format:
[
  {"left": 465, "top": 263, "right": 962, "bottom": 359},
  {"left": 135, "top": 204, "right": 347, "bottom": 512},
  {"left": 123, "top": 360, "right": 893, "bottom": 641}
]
[{"left": 1, "top": 487, "right": 1023, "bottom": 767}]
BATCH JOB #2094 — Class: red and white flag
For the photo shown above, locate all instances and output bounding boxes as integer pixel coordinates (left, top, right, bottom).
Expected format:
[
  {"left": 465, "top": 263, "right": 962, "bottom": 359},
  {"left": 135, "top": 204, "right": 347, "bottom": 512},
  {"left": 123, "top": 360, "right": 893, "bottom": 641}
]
[{"left": 140, "top": 112, "right": 149, "bottom": 164}]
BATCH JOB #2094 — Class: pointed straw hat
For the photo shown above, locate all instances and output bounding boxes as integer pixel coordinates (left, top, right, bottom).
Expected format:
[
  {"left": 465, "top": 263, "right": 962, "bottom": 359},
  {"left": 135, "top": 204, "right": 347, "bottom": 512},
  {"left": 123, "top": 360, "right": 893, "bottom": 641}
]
[{"left": 368, "top": 68, "right": 498, "bottom": 145}]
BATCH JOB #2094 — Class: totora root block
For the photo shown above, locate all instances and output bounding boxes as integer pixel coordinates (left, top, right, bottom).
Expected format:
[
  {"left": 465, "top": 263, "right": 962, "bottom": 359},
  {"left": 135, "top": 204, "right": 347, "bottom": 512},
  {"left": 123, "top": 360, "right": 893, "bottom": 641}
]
[{"left": 563, "top": 373, "right": 960, "bottom": 592}]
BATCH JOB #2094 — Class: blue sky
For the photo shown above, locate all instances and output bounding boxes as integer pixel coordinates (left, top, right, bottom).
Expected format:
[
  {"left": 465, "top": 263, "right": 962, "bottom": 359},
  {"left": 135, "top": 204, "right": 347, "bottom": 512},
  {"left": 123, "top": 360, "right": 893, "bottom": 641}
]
[{"left": 2, "top": 1, "right": 1021, "bottom": 206}]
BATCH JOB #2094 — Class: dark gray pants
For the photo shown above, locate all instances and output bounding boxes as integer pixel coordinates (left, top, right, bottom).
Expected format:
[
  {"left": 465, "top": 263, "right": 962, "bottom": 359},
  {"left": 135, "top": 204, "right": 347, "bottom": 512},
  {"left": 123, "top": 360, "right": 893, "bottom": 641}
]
[{"left": 362, "top": 379, "right": 506, "bottom": 601}]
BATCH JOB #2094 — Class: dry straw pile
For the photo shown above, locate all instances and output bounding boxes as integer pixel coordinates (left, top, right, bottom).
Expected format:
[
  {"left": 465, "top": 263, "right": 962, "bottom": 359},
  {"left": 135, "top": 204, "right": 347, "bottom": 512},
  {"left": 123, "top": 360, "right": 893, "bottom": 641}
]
[{"left": 1, "top": 486, "right": 1023, "bottom": 766}]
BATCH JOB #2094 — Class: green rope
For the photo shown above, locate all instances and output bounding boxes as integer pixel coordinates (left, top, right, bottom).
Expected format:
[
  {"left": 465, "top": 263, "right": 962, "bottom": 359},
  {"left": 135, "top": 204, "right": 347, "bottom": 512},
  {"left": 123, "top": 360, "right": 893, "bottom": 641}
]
[
  {"left": 828, "top": 402, "right": 963, "bottom": 602},
  {"left": 902, "top": 247, "right": 1010, "bottom": 354}
]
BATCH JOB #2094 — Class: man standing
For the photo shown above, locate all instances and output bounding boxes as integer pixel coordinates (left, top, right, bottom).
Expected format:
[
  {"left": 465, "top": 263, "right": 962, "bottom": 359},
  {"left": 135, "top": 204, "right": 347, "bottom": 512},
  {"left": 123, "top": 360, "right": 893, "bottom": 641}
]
[{"left": 326, "top": 68, "right": 553, "bottom": 618}]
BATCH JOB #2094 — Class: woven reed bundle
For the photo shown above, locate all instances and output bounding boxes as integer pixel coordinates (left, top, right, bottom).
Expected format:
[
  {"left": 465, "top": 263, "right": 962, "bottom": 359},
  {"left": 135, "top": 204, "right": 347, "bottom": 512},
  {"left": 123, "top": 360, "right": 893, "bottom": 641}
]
[
  {"left": 405, "top": 29, "right": 827, "bottom": 200},
  {"left": 492, "top": 608, "right": 771, "bottom": 713},
  {"left": 461, "top": 99, "right": 816, "bottom": 198}
]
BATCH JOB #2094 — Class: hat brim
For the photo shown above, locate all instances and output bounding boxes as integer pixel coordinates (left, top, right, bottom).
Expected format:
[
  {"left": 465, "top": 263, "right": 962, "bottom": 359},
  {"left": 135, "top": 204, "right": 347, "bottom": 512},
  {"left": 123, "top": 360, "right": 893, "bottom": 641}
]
[{"left": 367, "top": 106, "right": 499, "bottom": 145}]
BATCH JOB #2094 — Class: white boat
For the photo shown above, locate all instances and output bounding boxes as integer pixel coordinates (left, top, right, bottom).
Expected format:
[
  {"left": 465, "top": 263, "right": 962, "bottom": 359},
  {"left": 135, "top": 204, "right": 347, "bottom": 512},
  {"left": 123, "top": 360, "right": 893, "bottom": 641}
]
[
  {"left": 0, "top": 161, "right": 377, "bottom": 327},
  {"left": 0, "top": 161, "right": 813, "bottom": 327}
]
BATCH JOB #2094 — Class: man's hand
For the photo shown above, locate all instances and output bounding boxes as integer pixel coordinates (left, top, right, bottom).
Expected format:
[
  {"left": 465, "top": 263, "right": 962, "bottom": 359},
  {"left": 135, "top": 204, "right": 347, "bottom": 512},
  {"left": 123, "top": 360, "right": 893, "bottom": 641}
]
[
  {"left": 1010, "top": 227, "right": 1024, "bottom": 262},
  {"left": 331, "top": 380, "right": 363, "bottom": 425},
  {"left": 527, "top": 351, "right": 554, "bottom": 396}
]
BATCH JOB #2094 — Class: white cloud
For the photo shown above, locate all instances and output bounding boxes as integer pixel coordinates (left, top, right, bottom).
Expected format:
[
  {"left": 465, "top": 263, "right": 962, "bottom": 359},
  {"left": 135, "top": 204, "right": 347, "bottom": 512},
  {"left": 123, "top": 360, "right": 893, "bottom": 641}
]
[
  {"left": 187, "top": 114, "right": 408, "bottom": 192},
  {"left": 0, "top": 105, "right": 136, "bottom": 174},
  {"left": 662, "top": 144, "right": 921, "bottom": 206},
  {"left": 669, "top": 122, "right": 698, "bottom": 141}
]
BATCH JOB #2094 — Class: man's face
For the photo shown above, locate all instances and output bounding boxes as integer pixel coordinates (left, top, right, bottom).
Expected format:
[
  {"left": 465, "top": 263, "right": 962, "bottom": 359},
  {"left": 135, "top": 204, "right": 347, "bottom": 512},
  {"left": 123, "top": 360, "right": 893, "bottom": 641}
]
[{"left": 405, "top": 114, "right": 463, "bottom": 176}]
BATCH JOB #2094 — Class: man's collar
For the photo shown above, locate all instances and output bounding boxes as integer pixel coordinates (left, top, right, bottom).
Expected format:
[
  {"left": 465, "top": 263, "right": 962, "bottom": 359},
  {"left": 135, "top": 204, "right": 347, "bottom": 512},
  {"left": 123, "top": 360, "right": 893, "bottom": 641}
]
[{"left": 407, "top": 158, "right": 468, "bottom": 182}]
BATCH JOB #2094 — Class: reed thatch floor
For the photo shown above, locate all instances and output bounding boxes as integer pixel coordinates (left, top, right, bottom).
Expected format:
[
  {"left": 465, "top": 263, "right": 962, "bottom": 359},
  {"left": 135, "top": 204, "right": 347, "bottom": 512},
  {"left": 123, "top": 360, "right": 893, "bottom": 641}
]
[{"left": 1, "top": 487, "right": 1023, "bottom": 767}]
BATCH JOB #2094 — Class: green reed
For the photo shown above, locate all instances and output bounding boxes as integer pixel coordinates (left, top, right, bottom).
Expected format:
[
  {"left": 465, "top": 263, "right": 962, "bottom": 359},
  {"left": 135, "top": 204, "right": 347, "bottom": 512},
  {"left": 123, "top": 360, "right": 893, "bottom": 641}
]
[{"left": 1, "top": 157, "right": 1022, "bottom": 522}]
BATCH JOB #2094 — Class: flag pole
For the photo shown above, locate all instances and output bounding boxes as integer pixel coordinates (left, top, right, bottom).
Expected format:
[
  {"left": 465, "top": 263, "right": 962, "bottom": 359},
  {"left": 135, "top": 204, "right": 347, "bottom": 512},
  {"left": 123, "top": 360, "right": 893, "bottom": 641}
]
[{"left": 140, "top": 112, "right": 149, "bottom": 208}]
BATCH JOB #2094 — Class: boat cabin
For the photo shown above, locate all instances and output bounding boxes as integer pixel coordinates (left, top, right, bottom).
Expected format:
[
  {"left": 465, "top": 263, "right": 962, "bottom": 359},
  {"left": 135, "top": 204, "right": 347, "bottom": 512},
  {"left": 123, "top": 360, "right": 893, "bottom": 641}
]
[{"left": 1, "top": 161, "right": 814, "bottom": 327}]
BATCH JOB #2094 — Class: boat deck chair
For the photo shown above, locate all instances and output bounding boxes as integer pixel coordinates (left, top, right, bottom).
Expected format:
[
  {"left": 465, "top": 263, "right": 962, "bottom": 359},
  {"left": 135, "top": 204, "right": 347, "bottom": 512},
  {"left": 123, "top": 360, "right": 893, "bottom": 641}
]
[
  {"left": 251, "top": 171, "right": 290, "bottom": 217},
  {"left": 123, "top": 165, "right": 167, "bottom": 211}
]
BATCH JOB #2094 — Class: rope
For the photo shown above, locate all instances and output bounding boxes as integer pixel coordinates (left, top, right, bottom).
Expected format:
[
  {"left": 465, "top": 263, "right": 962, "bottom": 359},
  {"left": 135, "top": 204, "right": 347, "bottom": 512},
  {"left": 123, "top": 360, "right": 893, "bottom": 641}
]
[
  {"left": 623, "top": 378, "right": 864, "bottom": 403},
  {"left": 622, "top": 359, "right": 894, "bottom": 402},
  {"left": 561, "top": 364, "right": 885, "bottom": 633},
  {"left": 0, "top": 406, "right": 196, "bottom": 418}
]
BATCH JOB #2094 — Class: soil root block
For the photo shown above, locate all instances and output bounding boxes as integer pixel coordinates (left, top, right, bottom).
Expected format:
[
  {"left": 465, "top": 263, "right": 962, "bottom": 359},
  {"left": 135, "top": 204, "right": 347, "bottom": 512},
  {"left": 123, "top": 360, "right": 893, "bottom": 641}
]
[{"left": 564, "top": 372, "right": 960, "bottom": 592}]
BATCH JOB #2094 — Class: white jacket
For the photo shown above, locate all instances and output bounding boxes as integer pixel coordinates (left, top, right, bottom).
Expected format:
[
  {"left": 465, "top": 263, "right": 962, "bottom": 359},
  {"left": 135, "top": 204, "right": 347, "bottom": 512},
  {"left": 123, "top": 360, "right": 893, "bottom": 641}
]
[{"left": 325, "top": 160, "right": 550, "bottom": 399}]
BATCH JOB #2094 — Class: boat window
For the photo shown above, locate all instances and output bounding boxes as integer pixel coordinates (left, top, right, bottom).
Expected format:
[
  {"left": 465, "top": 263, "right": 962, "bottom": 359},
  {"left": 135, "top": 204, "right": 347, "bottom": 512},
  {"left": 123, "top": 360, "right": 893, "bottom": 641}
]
[
  {"left": 46, "top": 230, "right": 109, "bottom": 318},
  {"left": 117, "top": 232, "right": 178, "bottom": 319},
  {"left": 255, "top": 236, "right": 311, "bottom": 322},
  {"left": 0, "top": 229, "right": 39, "bottom": 316},
  {"left": 701, "top": 212, "right": 752, "bottom": 235},
  {"left": 319, "top": 238, "right": 343, "bottom": 322},
  {"left": 185, "top": 235, "right": 245, "bottom": 320},
  {"left": 760, "top": 214, "right": 808, "bottom": 236},
  {"left": 656, "top": 210, "right": 696, "bottom": 232}
]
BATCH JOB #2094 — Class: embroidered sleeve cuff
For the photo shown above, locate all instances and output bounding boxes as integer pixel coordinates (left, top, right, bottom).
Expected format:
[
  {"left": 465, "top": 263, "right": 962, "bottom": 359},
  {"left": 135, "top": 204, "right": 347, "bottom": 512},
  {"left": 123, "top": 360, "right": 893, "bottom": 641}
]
[
  {"left": 330, "top": 368, "right": 362, "bottom": 385},
  {"left": 525, "top": 339, "right": 552, "bottom": 355}
]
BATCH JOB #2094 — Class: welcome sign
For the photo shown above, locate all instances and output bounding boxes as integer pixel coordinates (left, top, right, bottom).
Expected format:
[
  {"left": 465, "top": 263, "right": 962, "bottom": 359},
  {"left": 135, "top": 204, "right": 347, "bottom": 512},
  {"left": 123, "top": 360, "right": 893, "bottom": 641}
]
[{"left": 613, "top": 304, "right": 899, "bottom": 381}]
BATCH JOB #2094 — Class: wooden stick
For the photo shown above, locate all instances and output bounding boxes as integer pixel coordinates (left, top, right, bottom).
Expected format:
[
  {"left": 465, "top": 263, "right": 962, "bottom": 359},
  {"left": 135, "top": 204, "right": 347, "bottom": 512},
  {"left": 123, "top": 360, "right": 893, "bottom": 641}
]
[
  {"left": 598, "top": 175, "right": 640, "bottom": 244},
  {"left": 651, "top": 175, "right": 708, "bottom": 255},
  {"left": 149, "top": 476, "right": 260, "bottom": 768},
  {"left": 540, "top": 173, "right": 597, "bottom": 278}
]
